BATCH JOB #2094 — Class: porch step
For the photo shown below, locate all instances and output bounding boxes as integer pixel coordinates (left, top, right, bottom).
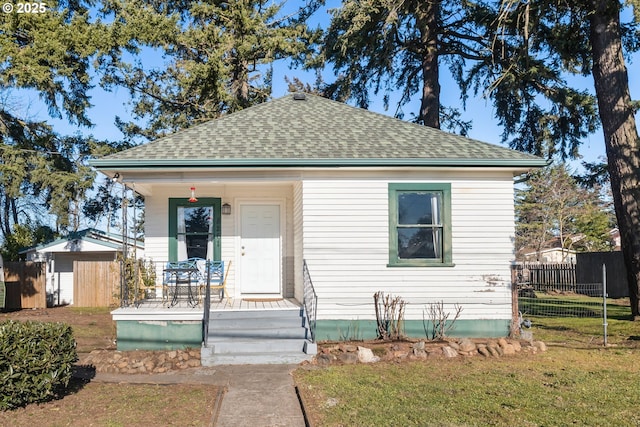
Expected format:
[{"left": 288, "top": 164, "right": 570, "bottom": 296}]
[{"left": 201, "top": 308, "right": 316, "bottom": 366}]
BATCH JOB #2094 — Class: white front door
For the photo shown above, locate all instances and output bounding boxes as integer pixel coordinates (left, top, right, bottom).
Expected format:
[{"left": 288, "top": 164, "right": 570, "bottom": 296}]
[{"left": 239, "top": 204, "right": 281, "bottom": 295}]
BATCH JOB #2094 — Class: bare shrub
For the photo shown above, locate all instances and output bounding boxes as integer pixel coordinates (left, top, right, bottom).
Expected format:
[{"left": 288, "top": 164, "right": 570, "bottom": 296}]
[
  {"left": 424, "top": 301, "right": 463, "bottom": 340},
  {"left": 374, "top": 291, "right": 407, "bottom": 341}
]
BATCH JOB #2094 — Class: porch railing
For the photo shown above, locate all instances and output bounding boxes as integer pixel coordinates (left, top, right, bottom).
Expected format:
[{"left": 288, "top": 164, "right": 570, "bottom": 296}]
[
  {"left": 118, "top": 259, "right": 224, "bottom": 310},
  {"left": 302, "top": 259, "right": 317, "bottom": 343}
]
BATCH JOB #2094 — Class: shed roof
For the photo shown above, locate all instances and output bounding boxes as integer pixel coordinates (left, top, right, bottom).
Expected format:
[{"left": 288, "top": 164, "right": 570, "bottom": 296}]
[
  {"left": 91, "top": 93, "right": 547, "bottom": 169},
  {"left": 20, "top": 228, "right": 144, "bottom": 254}
]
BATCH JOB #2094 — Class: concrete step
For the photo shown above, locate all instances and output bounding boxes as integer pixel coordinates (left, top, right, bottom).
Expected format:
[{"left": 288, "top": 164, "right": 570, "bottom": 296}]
[
  {"left": 208, "top": 316, "right": 304, "bottom": 329},
  {"left": 208, "top": 326, "right": 309, "bottom": 339},
  {"left": 208, "top": 337, "right": 308, "bottom": 354},
  {"left": 201, "top": 347, "right": 314, "bottom": 365},
  {"left": 201, "top": 308, "right": 316, "bottom": 365}
]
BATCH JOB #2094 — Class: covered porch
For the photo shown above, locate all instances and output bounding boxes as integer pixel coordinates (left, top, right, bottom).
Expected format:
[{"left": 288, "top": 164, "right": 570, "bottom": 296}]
[{"left": 111, "top": 255, "right": 317, "bottom": 364}]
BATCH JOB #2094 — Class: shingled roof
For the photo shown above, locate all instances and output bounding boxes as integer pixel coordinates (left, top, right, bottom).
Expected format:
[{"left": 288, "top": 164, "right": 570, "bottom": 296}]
[{"left": 91, "top": 93, "right": 546, "bottom": 169}]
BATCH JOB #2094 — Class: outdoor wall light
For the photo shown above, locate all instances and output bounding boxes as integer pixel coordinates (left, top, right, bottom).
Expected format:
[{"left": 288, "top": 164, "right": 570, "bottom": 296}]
[
  {"left": 222, "top": 203, "right": 231, "bottom": 215},
  {"left": 188, "top": 186, "right": 198, "bottom": 203}
]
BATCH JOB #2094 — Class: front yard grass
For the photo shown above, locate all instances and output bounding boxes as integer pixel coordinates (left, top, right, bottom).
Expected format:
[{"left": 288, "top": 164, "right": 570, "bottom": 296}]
[
  {"left": 0, "top": 382, "right": 217, "bottom": 427},
  {"left": 295, "top": 299, "right": 640, "bottom": 427}
]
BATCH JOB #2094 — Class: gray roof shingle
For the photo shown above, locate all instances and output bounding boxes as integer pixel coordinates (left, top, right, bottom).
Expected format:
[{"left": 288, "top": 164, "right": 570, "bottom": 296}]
[{"left": 91, "top": 94, "right": 546, "bottom": 168}]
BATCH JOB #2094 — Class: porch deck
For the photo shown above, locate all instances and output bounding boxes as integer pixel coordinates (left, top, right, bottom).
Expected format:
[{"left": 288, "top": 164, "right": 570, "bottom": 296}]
[{"left": 114, "top": 297, "right": 300, "bottom": 316}]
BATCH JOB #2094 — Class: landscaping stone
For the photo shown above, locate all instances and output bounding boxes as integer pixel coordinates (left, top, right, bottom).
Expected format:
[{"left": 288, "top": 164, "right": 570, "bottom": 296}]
[
  {"left": 486, "top": 344, "right": 501, "bottom": 357},
  {"left": 338, "top": 352, "right": 359, "bottom": 364},
  {"left": 81, "top": 349, "right": 201, "bottom": 374},
  {"left": 511, "top": 341, "right": 522, "bottom": 352},
  {"left": 442, "top": 346, "right": 458, "bottom": 358},
  {"left": 357, "top": 346, "right": 380, "bottom": 363},
  {"left": 458, "top": 338, "right": 477, "bottom": 353},
  {"left": 476, "top": 344, "right": 490, "bottom": 357},
  {"left": 501, "top": 343, "right": 517, "bottom": 356},
  {"left": 316, "top": 353, "right": 335, "bottom": 366}
]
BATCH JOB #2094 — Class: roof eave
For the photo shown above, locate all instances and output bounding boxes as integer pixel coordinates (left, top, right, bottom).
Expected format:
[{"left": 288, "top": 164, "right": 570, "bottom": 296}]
[{"left": 90, "top": 157, "right": 549, "bottom": 169}]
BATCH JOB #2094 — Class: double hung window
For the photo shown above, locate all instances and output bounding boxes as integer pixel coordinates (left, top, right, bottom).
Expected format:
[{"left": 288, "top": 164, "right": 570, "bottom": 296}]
[{"left": 388, "top": 183, "right": 452, "bottom": 266}]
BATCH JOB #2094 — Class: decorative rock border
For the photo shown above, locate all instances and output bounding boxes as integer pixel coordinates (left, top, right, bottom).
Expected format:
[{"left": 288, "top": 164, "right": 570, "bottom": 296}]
[
  {"left": 77, "top": 338, "right": 546, "bottom": 373},
  {"left": 311, "top": 338, "right": 547, "bottom": 366},
  {"left": 80, "top": 349, "right": 201, "bottom": 374}
]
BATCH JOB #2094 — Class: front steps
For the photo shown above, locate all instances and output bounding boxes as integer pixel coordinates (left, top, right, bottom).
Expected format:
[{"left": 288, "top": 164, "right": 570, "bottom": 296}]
[{"left": 201, "top": 307, "right": 316, "bottom": 365}]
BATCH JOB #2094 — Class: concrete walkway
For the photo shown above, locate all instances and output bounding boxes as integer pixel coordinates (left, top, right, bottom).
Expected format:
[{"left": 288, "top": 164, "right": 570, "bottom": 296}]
[{"left": 85, "top": 364, "right": 307, "bottom": 427}]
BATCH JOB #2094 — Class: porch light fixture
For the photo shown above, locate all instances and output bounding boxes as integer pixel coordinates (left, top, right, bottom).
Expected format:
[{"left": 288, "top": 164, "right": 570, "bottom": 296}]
[
  {"left": 222, "top": 203, "right": 231, "bottom": 215},
  {"left": 188, "top": 186, "right": 198, "bottom": 203}
]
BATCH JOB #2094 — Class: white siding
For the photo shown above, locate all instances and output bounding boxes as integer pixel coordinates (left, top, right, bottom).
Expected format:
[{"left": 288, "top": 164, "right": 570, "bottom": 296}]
[
  {"left": 143, "top": 183, "right": 295, "bottom": 298},
  {"left": 300, "top": 172, "right": 516, "bottom": 322},
  {"left": 139, "top": 169, "right": 519, "bottom": 323}
]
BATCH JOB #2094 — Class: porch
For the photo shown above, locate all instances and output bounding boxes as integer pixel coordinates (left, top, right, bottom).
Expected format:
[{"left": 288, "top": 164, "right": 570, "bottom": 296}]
[
  {"left": 112, "top": 259, "right": 318, "bottom": 364},
  {"left": 112, "top": 297, "right": 315, "bottom": 364},
  {"left": 116, "top": 296, "right": 303, "bottom": 312}
]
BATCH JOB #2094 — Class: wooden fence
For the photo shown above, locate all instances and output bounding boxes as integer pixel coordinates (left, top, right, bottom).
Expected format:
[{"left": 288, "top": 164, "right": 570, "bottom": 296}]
[
  {"left": 513, "top": 262, "right": 577, "bottom": 292},
  {"left": 73, "top": 261, "right": 121, "bottom": 307},
  {"left": 3, "top": 262, "right": 46, "bottom": 309}
]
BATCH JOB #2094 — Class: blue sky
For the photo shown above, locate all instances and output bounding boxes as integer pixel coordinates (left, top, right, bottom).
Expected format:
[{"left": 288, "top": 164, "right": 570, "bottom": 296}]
[{"left": 19, "top": 2, "right": 640, "bottom": 172}]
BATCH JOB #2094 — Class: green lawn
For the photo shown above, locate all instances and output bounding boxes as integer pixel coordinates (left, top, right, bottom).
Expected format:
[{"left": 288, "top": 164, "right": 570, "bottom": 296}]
[{"left": 295, "top": 298, "right": 640, "bottom": 427}]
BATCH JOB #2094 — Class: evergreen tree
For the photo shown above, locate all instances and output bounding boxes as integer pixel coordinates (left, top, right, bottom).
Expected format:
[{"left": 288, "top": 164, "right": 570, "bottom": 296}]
[
  {"left": 487, "top": 0, "right": 640, "bottom": 317},
  {"left": 310, "top": 0, "right": 487, "bottom": 130},
  {"left": 0, "top": 2, "right": 125, "bottom": 238},
  {"left": 97, "top": 0, "right": 320, "bottom": 139}
]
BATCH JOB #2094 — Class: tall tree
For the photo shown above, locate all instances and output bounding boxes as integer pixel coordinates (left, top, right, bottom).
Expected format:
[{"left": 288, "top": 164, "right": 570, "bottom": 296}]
[
  {"left": 0, "top": 1, "right": 127, "bottom": 240},
  {"left": 310, "top": 0, "right": 489, "bottom": 129},
  {"left": 98, "top": 0, "right": 319, "bottom": 139},
  {"left": 589, "top": 0, "right": 640, "bottom": 318},
  {"left": 312, "top": 0, "right": 598, "bottom": 148},
  {"left": 485, "top": 0, "right": 640, "bottom": 317},
  {"left": 516, "top": 164, "right": 614, "bottom": 260}
]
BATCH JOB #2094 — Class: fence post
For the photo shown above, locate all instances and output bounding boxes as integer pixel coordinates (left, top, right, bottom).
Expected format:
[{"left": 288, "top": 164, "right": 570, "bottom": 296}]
[
  {"left": 510, "top": 265, "right": 520, "bottom": 337},
  {"left": 602, "top": 263, "right": 608, "bottom": 346}
]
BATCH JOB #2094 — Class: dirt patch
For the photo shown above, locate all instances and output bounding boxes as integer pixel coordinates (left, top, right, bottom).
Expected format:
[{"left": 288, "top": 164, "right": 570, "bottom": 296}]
[
  {"left": 0, "top": 307, "right": 221, "bottom": 425},
  {"left": 0, "top": 381, "right": 219, "bottom": 426},
  {"left": 1, "top": 306, "right": 116, "bottom": 354},
  {"left": 0, "top": 306, "right": 205, "bottom": 373}
]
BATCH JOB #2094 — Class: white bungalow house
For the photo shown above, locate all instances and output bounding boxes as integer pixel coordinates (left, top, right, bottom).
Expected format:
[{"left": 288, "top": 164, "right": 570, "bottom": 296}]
[{"left": 91, "top": 94, "right": 546, "bottom": 362}]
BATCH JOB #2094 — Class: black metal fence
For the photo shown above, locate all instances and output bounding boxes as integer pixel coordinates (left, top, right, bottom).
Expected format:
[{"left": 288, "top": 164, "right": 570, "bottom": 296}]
[
  {"left": 513, "top": 262, "right": 607, "bottom": 320},
  {"left": 518, "top": 283, "right": 605, "bottom": 318}
]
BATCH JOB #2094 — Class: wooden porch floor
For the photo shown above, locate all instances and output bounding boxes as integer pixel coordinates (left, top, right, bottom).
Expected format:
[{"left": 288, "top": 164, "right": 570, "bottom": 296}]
[
  {"left": 130, "top": 297, "right": 300, "bottom": 312},
  {"left": 210, "top": 297, "right": 300, "bottom": 311}
]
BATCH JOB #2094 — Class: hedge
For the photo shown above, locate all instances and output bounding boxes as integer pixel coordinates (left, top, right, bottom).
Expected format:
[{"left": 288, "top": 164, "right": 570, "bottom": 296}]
[{"left": 0, "top": 320, "right": 77, "bottom": 410}]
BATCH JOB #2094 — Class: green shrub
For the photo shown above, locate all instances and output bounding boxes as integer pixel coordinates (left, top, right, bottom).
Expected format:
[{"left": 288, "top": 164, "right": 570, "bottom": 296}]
[{"left": 0, "top": 320, "right": 77, "bottom": 410}]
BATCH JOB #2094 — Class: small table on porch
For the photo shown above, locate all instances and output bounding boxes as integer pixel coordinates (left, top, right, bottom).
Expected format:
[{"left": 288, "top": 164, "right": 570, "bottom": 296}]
[{"left": 163, "top": 261, "right": 200, "bottom": 307}]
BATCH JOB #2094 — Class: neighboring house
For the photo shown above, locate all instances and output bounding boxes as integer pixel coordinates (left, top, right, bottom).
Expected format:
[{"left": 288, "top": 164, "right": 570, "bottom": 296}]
[
  {"left": 609, "top": 228, "right": 621, "bottom": 251},
  {"left": 521, "top": 248, "right": 577, "bottom": 263},
  {"left": 91, "top": 93, "right": 546, "bottom": 347},
  {"left": 21, "top": 228, "right": 144, "bottom": 306}
]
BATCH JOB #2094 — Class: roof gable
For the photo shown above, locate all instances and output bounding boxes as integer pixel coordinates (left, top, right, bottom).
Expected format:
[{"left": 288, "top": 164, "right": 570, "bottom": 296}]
[{"left": 91, "top": 94, "right": 546, "bottom": 169}]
